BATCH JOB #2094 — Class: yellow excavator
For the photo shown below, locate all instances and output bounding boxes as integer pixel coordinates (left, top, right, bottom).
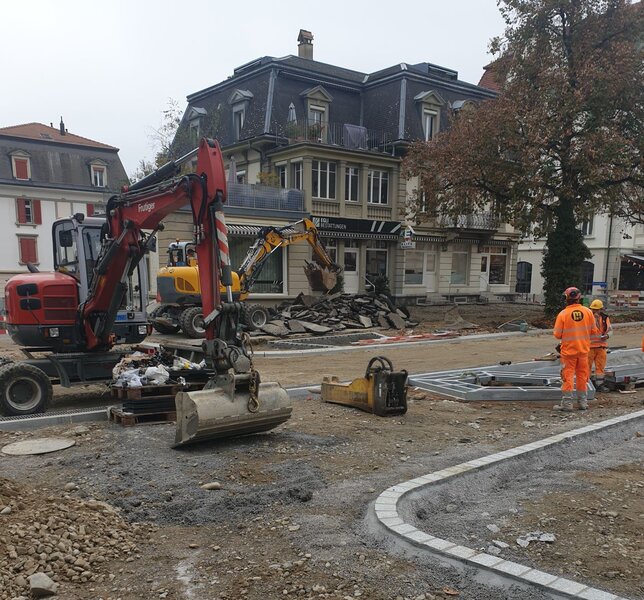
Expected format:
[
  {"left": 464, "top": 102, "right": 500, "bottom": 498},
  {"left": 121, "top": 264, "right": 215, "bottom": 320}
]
[{"left": 150, "top": 218, "right": 341, "bottom": 337}]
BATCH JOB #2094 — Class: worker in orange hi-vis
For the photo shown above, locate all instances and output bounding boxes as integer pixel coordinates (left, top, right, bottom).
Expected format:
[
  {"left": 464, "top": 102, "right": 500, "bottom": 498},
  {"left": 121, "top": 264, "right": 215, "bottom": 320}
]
[
  {"left": 553, "top": 287, "right": 599, "bottom": 412},
  {"left": 588, "top": 299, "right": 612, "bottom": 392}
]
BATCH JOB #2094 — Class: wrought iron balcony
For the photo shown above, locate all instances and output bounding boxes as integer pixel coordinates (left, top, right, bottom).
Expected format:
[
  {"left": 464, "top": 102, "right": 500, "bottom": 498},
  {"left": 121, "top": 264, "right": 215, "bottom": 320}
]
[
  {"left": 226, "top": 183, "right": 304, "bottom": 213},
  {"left": 439, "top": 212, "right": 499, "bottom": 231},
  {"left": 274, "top": 118, "right": 394, "bottom": 153}
]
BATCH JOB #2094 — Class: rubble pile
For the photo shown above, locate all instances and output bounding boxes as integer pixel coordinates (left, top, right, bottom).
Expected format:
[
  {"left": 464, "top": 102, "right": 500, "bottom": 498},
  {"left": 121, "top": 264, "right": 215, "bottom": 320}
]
[
  {"left": 0, "top": 478, "right": 152, "bottom": 599},
  {"left": 261, "top": 292, "right": 417, "bottom": 336}
]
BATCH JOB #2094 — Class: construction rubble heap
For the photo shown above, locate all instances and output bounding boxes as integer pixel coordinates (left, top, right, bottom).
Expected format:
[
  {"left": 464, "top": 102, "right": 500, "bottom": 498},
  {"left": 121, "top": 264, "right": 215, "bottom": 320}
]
[{"left": 258, "top": 292, "right": 418, "bottom": 337}]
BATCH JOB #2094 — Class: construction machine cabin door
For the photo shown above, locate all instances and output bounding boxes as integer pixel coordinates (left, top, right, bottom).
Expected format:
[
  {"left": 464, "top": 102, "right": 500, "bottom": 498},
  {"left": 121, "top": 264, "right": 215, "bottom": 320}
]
[{"left": 53, "top": 217, "right": 150, "bottom": 344}]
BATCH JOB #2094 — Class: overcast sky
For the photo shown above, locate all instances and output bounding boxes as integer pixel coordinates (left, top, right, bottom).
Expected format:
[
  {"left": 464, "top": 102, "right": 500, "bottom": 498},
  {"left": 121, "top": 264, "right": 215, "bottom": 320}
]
[{"left": 1, "top": 0, "right": 505, "bottom": 177}]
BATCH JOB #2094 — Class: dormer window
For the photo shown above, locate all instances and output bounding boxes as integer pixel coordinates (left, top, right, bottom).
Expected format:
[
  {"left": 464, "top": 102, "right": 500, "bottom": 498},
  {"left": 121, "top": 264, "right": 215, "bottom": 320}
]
[
  {"left": 186, "top": 106, "right": 207, "bottom": 146},
  {"left": 301, "top": 86, "right": 333, "bottom": 142},
  {"left": 11, "top": 152, "right": 31, "bottom": 180},
  {"left": 91, "top": 165, "right": 106, "bottom": 187},
  {"left": 415, "top": 90, "right": 445, "bottom": 142},
  {"left": 228, "top": 90, "right": 253, "bottom": 142}
]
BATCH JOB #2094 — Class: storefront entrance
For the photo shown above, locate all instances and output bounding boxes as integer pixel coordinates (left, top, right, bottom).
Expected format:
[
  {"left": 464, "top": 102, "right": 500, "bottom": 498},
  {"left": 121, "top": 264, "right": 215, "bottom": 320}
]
[{"left": 343, "top": 242, "right": 359, "bottom": 293}]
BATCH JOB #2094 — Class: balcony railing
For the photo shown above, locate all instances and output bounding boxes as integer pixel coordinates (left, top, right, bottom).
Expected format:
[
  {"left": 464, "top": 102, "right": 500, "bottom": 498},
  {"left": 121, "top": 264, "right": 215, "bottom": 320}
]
[
  {"left": 226, "top": 183, "right": 304, "bottom": 212},
  {"left": 439, "top": 212, "right": 499, "bottom": 231},
  {"left": 274, "top": 119, "right": 394, "bottom": 153}
]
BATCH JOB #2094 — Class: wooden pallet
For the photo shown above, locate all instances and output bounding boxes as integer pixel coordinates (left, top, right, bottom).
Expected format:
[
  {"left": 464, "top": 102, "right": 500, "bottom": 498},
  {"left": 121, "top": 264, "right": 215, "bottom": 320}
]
[
  {"left": 111, "top": 382, "right": 202, "bottom": 401},
  {"left": 109, "top": 406, "right": 177, "bottom": 427}
]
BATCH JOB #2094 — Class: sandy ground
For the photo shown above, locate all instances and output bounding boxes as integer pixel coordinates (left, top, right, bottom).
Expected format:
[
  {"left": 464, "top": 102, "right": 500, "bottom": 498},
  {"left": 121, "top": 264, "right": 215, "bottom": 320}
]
[{"left": 0, "top": 317, "right": 642, "bottom": 599}]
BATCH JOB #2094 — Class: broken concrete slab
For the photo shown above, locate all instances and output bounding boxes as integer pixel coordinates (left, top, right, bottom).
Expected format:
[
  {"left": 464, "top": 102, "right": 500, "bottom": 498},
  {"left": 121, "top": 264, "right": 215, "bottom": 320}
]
[
  {"left": 387, "top": 313, "right": 407, "bottom": 330},
  {"left": 359, "top": 315, "right": 373, "bottom": 328},
  {"left": 296, "top": 321, "right": 332, "bottom": 335},
  {"left": 286, "top": 320, "right": 307, "bottom": 333},
  {"left": 260, "top": 324, "right": 290, "bottom": 337}
]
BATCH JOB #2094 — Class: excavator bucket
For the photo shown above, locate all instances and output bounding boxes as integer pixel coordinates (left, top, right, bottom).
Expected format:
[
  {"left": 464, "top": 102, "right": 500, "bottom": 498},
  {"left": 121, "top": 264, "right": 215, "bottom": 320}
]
[
  {"left": 304, "top": 263, "right": 338, "bottom": 292},
  {"left": 173, "top": 379, "right": 292, "bottom": 447}
]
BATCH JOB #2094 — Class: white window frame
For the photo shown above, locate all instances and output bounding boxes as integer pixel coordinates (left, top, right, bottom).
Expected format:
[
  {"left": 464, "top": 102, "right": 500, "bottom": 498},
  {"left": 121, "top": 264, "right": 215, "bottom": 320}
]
[
  {"left": 404, "top": 250, "right": 425, "bottom": 286},
  {"left": 580, "top": 218, "right": 594, "bottom": 237},
  {"left": 312, "top": 160, "right": 336, "bottom": 200},
  {"left": 233, "top": 107, "right": 245, "bottom": 140},
  {"left": 291, "top": 161, "right": 303, "bottom": 190},
  {"left": 345, "top": 166, "right": 359, "bottom": 202},
  {"left": 368, "top": 169, "right": 389, "bottom": 205},
  {"left": 12, "top": 155, "right": 31, "bottom": 180},
  {"left": 276, "top": 165, "right": 287, "bottom": 188},
  {"left": 91, "top": 165, "right": 106, "bottom": 187},
  {"left": 423, "top": 110, "right": 438, "bottom": 141}
]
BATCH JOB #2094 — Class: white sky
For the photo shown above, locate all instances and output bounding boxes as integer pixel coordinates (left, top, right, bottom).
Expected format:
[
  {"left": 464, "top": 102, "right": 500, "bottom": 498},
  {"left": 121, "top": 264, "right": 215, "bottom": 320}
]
[{"left": 0, "top": 0, "right": 505, "bottom": 177}]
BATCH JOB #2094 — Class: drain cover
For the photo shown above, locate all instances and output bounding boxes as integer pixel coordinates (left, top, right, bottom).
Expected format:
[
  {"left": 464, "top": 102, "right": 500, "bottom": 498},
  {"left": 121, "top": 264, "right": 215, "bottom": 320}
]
[{"left": 1, "top": 437, "right": 76, "bottom": 456}]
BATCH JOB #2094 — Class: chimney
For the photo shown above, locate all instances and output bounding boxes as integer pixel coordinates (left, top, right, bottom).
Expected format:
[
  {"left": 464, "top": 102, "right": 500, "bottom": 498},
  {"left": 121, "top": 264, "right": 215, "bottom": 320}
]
[
  {"left": 297, "top": 29, "right": 313, "bottom": 60},
  {"left": 59, "top": 116, "right": 66, "bottom": 136}
]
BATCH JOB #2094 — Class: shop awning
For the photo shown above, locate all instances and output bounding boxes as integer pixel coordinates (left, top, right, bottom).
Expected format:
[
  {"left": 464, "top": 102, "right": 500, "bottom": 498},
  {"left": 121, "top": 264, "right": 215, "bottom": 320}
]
[
  {"left": 623, "top": 254, "right": 644, "bottom": 268},
  {"left": 318, "top": 231, "right": 399, "bottom": 241}
]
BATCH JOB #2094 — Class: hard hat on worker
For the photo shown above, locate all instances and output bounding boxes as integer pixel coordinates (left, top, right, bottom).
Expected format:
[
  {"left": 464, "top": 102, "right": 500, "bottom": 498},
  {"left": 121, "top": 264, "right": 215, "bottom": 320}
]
[
  {"left": 589, "top": 299, "right": 604, "bottom": 310},
  {"left": 563, "top": 287, "right": 582, "bottom": 303}
]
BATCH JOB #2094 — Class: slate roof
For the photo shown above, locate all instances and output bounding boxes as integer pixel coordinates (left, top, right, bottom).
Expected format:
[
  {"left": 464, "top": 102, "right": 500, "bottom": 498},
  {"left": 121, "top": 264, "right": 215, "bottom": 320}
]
[
  {"left": 0, "top": 123, "right": 128, "bottom": 192},
  {"left": 180, "top": 53, "right": 497, "bottom": 150}
]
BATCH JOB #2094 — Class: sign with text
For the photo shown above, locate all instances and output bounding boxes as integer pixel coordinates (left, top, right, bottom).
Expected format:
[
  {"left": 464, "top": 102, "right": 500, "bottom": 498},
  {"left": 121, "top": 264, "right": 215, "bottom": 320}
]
[{"left": 311, "top": 216, "right": 402, "bottom": 235}]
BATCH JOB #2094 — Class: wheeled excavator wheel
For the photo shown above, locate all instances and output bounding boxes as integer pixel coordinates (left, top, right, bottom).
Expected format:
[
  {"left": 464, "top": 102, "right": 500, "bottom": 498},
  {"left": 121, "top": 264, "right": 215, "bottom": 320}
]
[
  {"left": 241, "top": 303, "right": 269, "bottom": 330},
  {"left": 0, "top": 362, "right": 52, "bottom": 416},
  {"left": 149, "top": 305, "right": 181, "bottom": 335},
  {"left": 180, "top": 307, "right": 206, "bottom": 339}
]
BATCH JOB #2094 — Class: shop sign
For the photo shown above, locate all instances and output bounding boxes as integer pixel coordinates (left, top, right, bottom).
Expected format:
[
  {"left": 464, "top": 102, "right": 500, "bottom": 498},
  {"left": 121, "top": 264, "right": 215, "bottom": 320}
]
[
  {"left": 311, "top": 216, "right": 401, "bottom": 235},
  {"left": 400, "top": 240, "right": 416, "bottom": 249}
]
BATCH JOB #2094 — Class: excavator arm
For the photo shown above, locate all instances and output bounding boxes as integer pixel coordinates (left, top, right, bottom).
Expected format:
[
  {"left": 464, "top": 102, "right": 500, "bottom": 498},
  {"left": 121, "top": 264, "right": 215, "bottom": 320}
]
[
  {"left": 237, "top": 218, "right": 341, "bottom": 294},
  {"left": 81, "top": 138, "right": 231, "bottom": 351},
  {"left": 82, "top": 138, "right": 291, "bottom": 445}
]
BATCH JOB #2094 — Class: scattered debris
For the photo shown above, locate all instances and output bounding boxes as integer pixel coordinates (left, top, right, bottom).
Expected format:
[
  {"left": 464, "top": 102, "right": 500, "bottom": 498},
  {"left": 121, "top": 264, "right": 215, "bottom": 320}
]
[
  {"left": 516, "top": 531, "right": 557, "bottom": 547},
  {"left": 269, "top": 292, "right": 416, "bottom": 335},
  {"left": 28, "top": 572, "right": 58, "bottom": 597}
]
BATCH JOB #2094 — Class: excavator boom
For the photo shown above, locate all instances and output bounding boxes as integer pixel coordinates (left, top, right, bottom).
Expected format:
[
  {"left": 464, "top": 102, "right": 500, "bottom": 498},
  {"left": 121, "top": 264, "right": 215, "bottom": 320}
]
[{"left": 83, "top": 138, "right": 291, "bottom": 445}]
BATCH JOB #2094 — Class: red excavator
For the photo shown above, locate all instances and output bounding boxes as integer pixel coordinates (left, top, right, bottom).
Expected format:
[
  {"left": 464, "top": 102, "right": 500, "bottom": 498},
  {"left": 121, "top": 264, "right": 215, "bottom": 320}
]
[{"left": 1, "top": 139, "right": 292, "bottom": 445}]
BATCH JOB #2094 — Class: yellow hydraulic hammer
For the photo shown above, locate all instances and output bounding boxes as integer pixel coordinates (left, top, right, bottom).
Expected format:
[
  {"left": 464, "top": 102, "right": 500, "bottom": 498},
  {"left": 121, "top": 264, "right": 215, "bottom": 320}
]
[{"left": 321, "top": 356, "right": 408, "bottom": 416}]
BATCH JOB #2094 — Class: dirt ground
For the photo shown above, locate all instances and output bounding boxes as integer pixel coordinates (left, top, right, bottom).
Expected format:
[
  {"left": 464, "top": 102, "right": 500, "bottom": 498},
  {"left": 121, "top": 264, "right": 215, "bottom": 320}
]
[{"left": 0, "top": 318, "right": 643, "bottom": 599}]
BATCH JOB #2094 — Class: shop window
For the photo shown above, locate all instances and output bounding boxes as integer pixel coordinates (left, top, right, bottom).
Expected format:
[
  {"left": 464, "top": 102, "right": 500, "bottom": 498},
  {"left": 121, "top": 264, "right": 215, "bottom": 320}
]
[
  {"left": 12, "top": 156, "right": 31, "bottom": 180},
  {"left": 16, "top": 198, "right": 42, "bottom": 225},
  {"left": 345, "top": 166, "right": 359, "bottom": 202},
  {"left": 451, "top": 251, "right": 469, "bottom": 284},
  {"left": 366, "top": 240, "right": 388, "bottom": 279},
  {"left": 325, "top": 238, "right": 337, "bottom": 264},
  {"left": 312, "top": 160, "right": 336, "bottom": 199},
  {"left": 404, "top": 250, "right": 424, "bottom": 285},
  {"left": 18, "top": 236, "right": 38, "bottom": 264},
  {"left": 230, "top": 236, "right": 284, "bottom": 294},
  {"left": 487, "top": 248, "right": 508, "bottom": 284},
  {"left": 368, "top": 170, "right": 388, "bottom": 204}
]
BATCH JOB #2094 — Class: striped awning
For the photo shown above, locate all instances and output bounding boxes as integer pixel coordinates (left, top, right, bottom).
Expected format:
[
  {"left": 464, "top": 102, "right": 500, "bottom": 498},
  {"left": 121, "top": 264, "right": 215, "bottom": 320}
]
[
  {"left": 411, "top": 234, "right": 443, "bottom": 243},
  {"left": 227, "top": 224, "right": 296, "bottom": 236}
]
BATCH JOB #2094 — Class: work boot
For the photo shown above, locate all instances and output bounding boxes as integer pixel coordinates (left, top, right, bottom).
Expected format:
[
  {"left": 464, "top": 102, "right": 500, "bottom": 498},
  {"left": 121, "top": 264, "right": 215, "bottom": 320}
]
[
  {"left": 577, "top": 393, "right": 589, "bottom": 411},
  {"left": 553, "top": 395, "right": 574, "bottom": 412}
]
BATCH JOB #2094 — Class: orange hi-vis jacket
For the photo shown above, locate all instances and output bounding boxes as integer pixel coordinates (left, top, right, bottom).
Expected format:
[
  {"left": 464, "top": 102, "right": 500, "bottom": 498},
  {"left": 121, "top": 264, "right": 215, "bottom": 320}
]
[
  {"left": 590, "top": 313, "right": 612, "bottom": 349},
  {"left": 553, "top": 303, "right": 598, "bottom": 356}
]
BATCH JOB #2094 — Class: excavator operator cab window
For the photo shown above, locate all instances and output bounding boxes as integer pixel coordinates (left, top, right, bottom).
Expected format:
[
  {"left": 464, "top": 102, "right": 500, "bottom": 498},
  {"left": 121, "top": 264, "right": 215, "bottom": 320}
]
[{"left": 53, "top": 220, "right": 79, "bottom": 276}]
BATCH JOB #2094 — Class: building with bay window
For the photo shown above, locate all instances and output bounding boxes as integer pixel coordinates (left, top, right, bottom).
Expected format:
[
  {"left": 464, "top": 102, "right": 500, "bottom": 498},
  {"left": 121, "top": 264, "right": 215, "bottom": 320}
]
[{"left": 161, "top": 30, "right": 520, "bottom": 304}]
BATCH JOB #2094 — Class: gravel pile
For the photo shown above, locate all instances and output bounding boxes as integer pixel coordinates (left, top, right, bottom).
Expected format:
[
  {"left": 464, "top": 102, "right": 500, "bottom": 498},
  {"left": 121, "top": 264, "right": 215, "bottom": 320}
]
[{"left": 0, "top": 477, "right": 153, "bottom": 599}]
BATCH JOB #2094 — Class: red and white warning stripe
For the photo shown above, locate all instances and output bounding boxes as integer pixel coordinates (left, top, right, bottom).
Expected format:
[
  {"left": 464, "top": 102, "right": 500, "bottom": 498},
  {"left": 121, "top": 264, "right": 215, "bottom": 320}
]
[{"left": 214, "top": 210, "right": 230, "bottom": 268}]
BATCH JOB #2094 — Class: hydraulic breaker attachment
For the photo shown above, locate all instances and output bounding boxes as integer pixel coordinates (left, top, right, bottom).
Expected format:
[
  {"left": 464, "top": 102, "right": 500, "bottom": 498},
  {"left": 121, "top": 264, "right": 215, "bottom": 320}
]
[
  {"left": 173, "top": 372, "right": 292, "bottom": 447},
  {"left": 321, "top": 356, "right": 408, "bottom": 416}
]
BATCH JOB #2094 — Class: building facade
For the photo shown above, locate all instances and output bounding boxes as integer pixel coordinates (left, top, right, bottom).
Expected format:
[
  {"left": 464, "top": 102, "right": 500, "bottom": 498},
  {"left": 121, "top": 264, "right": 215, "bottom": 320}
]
[
  {"left": 161, "top": 31, "right": 520, "bottom": 304},
  {"left": 517, "top": 217, "right": 644, "bottom": 306},
  {"left": 0, "top": 121, "right": 159, "bottom": 296}
]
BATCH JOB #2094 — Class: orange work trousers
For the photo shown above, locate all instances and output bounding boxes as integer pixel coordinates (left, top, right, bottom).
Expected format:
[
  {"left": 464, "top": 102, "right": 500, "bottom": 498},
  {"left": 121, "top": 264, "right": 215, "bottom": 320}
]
[
  {"left": 588, "top": 347, "right": 607, "bottom": 377},
  {"left": 560, "top": 353, "right": 590, "bottom": 392}
]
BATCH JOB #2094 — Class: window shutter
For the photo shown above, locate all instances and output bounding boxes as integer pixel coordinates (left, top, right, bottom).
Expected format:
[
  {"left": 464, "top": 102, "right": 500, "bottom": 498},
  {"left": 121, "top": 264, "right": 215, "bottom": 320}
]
[
  {"left": 16, "top": 199, "right": 27, "bottom": 223},
  {"left": 14, "top": 159, "right": 29, "bottom": 180},
  {"left": 33, "top": 200, "right": 42, "bottom": 224},
  {"left": 86, "top": 203, "right": 95, "bottom": 216},
  {"left": 19, "top": 238, "right": 37, "bottom": 264}
]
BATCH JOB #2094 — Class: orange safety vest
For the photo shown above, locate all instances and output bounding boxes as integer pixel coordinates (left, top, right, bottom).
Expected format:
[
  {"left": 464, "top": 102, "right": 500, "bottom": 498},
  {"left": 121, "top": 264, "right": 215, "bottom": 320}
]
[
  {"left": 553, "top": 303, "right": 597, "bottom": 356},
  {"left": 590, "top": 313, "right": 611, "bottom": 349}
]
